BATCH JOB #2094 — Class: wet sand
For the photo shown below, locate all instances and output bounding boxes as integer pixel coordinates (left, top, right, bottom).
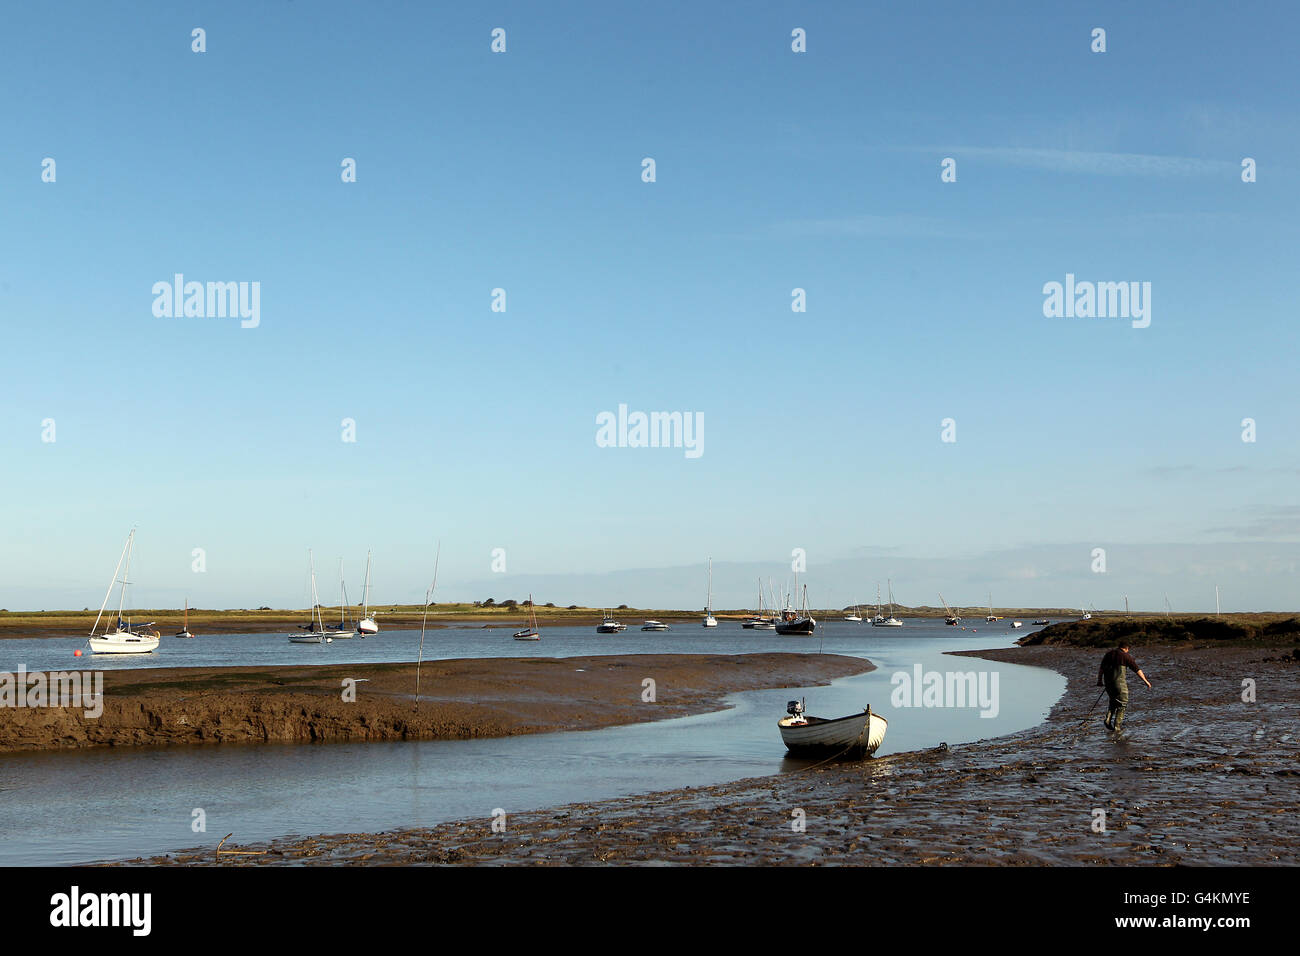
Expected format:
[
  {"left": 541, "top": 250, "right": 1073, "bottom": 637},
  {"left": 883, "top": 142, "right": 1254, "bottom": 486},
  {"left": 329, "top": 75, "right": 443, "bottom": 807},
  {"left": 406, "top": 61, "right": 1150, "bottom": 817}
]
[
  {"left": 0, "top": 653, "right": 870, "bottom": 754},
  {"left": 136, "top": 642, "right": 1299, "bottom": 865}
]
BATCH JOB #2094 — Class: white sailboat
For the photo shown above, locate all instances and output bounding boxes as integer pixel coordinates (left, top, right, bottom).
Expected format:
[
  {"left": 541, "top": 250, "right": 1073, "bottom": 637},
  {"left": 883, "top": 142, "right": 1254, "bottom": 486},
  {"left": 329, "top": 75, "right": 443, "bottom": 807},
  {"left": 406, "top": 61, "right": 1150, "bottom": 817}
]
[
  {"left": 844, "top": 600, "right": 862, "bottom": 623},
  {"left": 289, "top": 550, "right": 333, "bottom": 644},
  {"left": 356, "top": 550, "right": 379, "bottom": 635},
  {"left": 743, "top": 578, "right": 777, "bottom": 629},
  {"left": 702, "top": 557, "right": 717, "bottom": 627},
  {"left": 327, "top": 559, "right": 354, "bottom": 637},
  {"left": 872, "top": 580, "right": 903, "bottom": 627},
  {"left": 87, "top": 529, "right": 161, "bottom": 654}
]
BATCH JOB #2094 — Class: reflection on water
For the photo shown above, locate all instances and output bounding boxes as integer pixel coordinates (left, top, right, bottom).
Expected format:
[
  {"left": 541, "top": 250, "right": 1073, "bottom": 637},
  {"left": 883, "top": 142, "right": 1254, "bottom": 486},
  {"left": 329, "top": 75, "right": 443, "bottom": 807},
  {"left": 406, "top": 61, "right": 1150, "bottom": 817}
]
[{"left": 0, "top": 622, "right": 1064, "bottom": 865}]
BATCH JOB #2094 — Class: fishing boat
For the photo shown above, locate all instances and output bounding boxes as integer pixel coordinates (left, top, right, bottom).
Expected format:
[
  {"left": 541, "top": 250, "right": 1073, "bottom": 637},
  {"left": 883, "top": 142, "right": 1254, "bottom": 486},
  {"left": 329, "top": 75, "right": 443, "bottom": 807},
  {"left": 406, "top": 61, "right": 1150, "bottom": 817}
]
[
  {"left": 742, "top": 578, "right": 777, "bottom": 629},
  {"left": 702, "top": 558, "right": 717, "bottom": 627},
  {"left": 87, "top": 530, "right": 161, "bottom": 655},
  {"left": 356, "top": 550, "right": 379, "bottom": 635},
  {"left": 327, "top": 559, "right": 354, "bottom": 637},
  {"left": 596, "top": 610, "right": 627, "bottom": 634},
  {"left": 175, "top": 599, "right": 194, "bottom": 639},
  {"left": 1081, "top": 606, "right": 1092, "bottom": 620},
  {"left": 778, "top": 698, "right": 888, "bottom": 757},
  {"left": 873, "top": 580, "right": 903, "bottom": 627},
  {"left": 641, "top": 620, "right": 670, "bottom": 631},
  {"left": 289, "top": 551, "right": 333, "bottom": 644},
  {"left": 513, "top": 594, "right": 540, "bottom": 641},
  {"left": 939, "top": 592, "right": 961, "bottom": 626},
  {"left": 775, "top": 583, "right": 816, "bottom": 636}
]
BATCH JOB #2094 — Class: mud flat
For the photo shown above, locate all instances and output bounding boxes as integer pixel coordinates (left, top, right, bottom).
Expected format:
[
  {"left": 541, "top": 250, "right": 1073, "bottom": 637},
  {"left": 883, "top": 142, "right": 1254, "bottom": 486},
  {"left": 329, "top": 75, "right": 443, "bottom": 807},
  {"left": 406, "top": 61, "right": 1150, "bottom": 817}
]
[
  {"left": 137, "top": 643, "right": 1299, "bottom": 865},
  {"left": 0, "top": 653, "right": 871, "bottom": 755}
]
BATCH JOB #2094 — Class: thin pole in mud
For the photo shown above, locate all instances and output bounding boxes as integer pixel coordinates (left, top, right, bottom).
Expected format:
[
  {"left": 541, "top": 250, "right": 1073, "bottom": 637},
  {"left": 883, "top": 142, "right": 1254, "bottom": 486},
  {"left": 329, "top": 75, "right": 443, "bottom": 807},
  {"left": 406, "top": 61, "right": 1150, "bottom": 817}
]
[
  {"left": 1074, "top": 688, "right": 1106, "bottom": 734},
  {"left": 414, "top": 541, "right": 441, "bottom": 708}
]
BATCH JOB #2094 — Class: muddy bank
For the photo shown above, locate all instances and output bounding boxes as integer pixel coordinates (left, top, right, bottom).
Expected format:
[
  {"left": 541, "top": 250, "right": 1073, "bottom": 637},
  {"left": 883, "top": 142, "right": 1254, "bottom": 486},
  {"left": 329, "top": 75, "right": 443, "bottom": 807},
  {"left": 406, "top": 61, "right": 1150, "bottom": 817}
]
[
  {"left": 0, "top": 653, "right": 871, "bottom": 755},
  {"left": 138, "top": 643, "right": 1299, "bottom": 865}
]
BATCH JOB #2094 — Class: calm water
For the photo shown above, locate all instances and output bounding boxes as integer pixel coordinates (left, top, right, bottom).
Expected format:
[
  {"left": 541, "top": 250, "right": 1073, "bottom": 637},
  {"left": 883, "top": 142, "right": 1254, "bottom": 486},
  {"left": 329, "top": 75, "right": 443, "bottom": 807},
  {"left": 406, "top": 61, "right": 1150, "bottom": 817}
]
[{"left": 0, "top": 621, "right": 1065, "bottom": 865}]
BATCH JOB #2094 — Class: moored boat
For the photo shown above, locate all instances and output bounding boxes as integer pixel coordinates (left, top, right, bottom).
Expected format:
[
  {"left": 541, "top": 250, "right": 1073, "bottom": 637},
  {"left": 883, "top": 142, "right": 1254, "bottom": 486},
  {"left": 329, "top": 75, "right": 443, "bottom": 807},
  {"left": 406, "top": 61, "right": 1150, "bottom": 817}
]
[
  {"left": 289, "top": 551, "right": 334, "bottom": 644},
  {"left": 87, "top": 530, "right": 160, "bottom": 655},
  {"left": 775, "top": 583, "right": 816, "bottom": 636},
  {"left": 596, "top": 610, "right": 627, "bottom": 634},
  {"left": 513, "top": 594, "right": 541, "bottom": 640},
  {"left": 778, "top": 698, "right": 888, "bottom": 756},
  {"left": 641, "top": 620, "right": 670, "bottom": 631},
  {"left": 175, "top": 599, "right": 194, "bottom": 639}
]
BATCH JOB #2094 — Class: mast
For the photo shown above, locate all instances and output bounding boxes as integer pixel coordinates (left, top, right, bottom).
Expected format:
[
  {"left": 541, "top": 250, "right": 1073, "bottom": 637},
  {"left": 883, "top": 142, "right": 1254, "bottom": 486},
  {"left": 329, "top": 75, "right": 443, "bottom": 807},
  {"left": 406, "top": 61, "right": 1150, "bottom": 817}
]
[
  {"left": 415, "top": 542, "right": 442, "bottom": 704},
  {"left": 1215, "top": 585, "right": 1220, "bottom": 618},
  {"left": 309, "top": 549, "right": 323, "bottom": 631},
  {"left": 117, "top": 529, "right": 136, "bottom": 628},
  {"left": 707, "top": 557, "right": 713, "bottom": 613},
  {"left": 361, "top": 550, "right": 372, "bottom": 618}
]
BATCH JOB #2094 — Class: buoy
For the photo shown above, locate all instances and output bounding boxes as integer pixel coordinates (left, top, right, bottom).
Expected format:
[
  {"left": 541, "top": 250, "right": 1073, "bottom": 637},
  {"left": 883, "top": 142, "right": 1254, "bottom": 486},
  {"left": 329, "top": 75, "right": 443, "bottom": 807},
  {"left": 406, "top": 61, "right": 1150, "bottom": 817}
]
[{"left": 74, "top": 649, "right": 83, "bottom": 657}]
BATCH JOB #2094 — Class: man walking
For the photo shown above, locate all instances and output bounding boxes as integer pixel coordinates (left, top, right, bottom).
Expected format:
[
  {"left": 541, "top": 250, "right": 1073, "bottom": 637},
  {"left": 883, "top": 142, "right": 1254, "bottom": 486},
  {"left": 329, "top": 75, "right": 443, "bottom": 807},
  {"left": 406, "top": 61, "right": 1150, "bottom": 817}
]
[{"left": 1097, "top": 642, "right": 1151, "bottom": 733}]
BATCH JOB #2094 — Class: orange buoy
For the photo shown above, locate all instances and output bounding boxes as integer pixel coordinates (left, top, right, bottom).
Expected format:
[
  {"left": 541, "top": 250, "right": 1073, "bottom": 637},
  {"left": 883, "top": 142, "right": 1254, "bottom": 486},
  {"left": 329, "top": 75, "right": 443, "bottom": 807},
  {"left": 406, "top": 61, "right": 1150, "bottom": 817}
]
[{"left": 74, "top": 649, "right": 83, "bottom": 657}]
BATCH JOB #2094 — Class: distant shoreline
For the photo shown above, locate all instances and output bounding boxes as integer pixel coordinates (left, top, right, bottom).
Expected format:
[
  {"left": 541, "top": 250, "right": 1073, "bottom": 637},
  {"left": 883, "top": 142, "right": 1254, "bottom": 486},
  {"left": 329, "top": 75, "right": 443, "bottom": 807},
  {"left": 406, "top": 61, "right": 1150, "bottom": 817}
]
[{"left": 5, "top": 606, "right": 1289, "bottom": 639}]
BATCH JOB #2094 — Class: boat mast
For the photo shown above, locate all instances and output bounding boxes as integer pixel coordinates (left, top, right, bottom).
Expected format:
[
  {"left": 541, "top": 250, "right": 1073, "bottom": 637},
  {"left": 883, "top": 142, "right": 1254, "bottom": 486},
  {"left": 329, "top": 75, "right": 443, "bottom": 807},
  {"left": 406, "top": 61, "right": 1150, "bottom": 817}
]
[
  {"left": 309, "top": 549, "right": 323, "bottom": 631},
  {"left": 415, "top": 542, "right": 442, "bottom": 704},
  {"left": 361, "top": 550, "right": 372, "bottom": 619},
  {"left": 117, "top": 529, "right": 136, "bottom": 628}
]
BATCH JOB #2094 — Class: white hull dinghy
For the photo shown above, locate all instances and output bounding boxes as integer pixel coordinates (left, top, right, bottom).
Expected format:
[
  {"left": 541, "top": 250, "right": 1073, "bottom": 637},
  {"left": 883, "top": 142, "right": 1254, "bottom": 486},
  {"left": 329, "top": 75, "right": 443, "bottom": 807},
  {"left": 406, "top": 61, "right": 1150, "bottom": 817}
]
[{"left": 778, "top": 698, "right": 888, "bottom": 757}]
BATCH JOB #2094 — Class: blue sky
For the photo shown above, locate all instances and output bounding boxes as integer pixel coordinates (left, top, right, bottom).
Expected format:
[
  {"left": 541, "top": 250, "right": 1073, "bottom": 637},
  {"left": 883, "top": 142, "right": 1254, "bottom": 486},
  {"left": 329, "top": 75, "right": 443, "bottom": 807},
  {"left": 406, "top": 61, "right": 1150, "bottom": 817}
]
[{"left": 2, "top": 2, "right": 1297, "bottom": 613}]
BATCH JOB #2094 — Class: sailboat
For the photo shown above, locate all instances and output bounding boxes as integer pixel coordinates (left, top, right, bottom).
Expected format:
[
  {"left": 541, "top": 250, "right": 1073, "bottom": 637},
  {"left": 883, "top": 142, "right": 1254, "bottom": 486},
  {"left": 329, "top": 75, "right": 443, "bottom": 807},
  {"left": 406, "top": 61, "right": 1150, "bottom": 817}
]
[
  {"left": 87, "top": 529, "right": 161, "bottom": 654},
  {"left": 872, "top": 580, "right": 903, "bottom": 627},
  {"left": 327, "top": 559, "right": 354, "bottom": 637},
  {"left": 702, "top": 558, "right": 717, "bottom": 627},
  {"left": 776, "top": 582, "right": 816, "bottom": 636},
  {"left": 743, "top": 578, "right": 777, "bottom": 629},
  {"left": 513, "top": 595, "right": 541, "bottom": 641},
  {"left": 939, "top": 591, "right": 960, "bottom": 626},
  {"left": 986, "top": 593, "right": 1002, "bottom": 623},
  {"left": 289, "top": 550, "right": 333, "bottom": 644},
  {"left": 844, "top": 600, "right": 862, "bottom": 623},
  {"left": 356, "top": 550, "right": 379, "bottom": 635},
  {"left": 175, "top": 599, "right": 194, "bottom": 639}
]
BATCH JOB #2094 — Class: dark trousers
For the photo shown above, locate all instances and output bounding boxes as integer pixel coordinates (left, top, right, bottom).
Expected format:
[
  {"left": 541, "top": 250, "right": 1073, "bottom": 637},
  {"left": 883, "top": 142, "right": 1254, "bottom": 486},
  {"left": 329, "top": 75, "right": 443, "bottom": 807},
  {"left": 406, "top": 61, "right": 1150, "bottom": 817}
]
[{"left": 1104, "top": 668, "right": 1129, "bottom": 731}]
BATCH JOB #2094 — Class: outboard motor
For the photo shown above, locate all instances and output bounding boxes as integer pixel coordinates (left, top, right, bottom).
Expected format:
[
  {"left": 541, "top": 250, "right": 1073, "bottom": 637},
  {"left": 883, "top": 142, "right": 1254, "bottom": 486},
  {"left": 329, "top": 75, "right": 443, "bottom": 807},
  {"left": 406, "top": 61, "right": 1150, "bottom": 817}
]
[{"left": 786, "top": 699, "right": 804, "bottom": 717}]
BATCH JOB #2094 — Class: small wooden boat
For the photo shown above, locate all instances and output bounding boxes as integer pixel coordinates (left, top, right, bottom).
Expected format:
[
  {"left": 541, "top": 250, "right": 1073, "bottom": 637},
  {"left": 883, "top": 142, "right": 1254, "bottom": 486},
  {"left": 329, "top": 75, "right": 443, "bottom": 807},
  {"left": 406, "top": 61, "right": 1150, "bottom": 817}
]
[{"left": 778, "top": 699, "right": 887, "bottom": 756}]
